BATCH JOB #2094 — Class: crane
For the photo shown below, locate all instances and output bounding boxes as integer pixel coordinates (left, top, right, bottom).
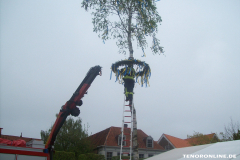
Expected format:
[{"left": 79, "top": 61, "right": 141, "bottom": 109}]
[{"left": 44, "top": 65, "right": 102, "bottom": 160}]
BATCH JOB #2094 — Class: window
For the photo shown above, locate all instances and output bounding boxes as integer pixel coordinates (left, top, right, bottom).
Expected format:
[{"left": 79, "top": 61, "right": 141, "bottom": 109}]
[
  {"left": 147, "top": 139, "right": 153, "bottom": 147},
  {"left": 128, "top": 153, "right": 133, "bottom": 157},
  {"left": 148, "top": 154, "right": 154, "bottom": 157},
  {"left": 107, "top": 152, "right": 112, "bottom": 160},
  {"left": 118, "top": 135, "right": 126, "bottom": 146},
  {"left": 165, "top": 143, "right": 172, "bottom": 150},
  {"left": 139, "top": 154, "right": 144, "bottom": 158},
  {"left": 146, "top": 136, "right": 153, "bottom": 148}
]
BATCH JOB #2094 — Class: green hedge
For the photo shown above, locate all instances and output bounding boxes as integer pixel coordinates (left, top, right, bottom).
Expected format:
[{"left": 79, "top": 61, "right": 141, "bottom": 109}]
[
  {"left": 53, "top": 151, "right": 75, "bottom": 160},
  {"left": 78, "top": 153, "right": 105, "bottom": 160}
]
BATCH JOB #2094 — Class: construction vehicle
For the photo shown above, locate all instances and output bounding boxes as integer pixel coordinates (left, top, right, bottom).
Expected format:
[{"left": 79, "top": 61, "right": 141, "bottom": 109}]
[{"left": 0, "top": 65, "right": 102, "bottom": 160}]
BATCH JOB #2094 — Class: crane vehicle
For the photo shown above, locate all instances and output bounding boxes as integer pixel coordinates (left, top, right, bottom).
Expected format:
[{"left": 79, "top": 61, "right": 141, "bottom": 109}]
[{"left": 0, "top": 65, "right": 102, "bottom": 160}]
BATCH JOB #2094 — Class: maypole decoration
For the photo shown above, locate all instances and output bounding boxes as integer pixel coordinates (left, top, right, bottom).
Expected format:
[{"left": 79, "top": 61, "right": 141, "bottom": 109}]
[{"left": 110, "top": 59, "right": 151, "bottom": 87}]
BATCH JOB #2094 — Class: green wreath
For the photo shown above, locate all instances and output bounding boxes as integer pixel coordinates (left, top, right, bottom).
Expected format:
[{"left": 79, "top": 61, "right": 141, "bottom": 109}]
[{"left": 110, "top": 59, "right": 151, "bottom": 87}]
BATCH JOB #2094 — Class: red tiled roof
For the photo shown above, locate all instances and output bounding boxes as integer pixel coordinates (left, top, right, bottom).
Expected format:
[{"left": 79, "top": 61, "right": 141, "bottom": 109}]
[
  {"left": 161, "top": 133, "right": 217, "bottom": 148},
  {"left": 89, "top": 126, "right": 164, "bottom": 150},
  {"left": 185, "top": 133, "right": 216, "bottom": 145},
  {"left": 1, "top": 135, "right": 41, "bottom": 143},
  {"left": 163, "top": 134, "right": 191, "bottom": 148}
]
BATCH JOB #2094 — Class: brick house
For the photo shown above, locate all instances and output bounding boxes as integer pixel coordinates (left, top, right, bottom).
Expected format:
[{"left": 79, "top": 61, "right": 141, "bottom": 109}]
[{"left": 89, "top": 126, "right": 165, "bottom": 159}]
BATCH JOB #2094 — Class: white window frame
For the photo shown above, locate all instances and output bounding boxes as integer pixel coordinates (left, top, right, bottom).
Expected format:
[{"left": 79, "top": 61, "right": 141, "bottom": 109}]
[
  {"left": 146, "top": 136, "right": 154, "bottom": 148},
  {"left": 118, "top": 134, "right": 126, "bottom": 146},
  {"left": 139, "top": 154, "right": 144, "bottom": 158}
]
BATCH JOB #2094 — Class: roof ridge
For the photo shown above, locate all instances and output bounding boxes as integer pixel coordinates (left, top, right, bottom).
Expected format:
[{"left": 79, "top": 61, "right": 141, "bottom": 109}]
[
  {"left": 138, "top": 129, "right": 148, "bottom": 137},
  {"left": 164, "top": 134, "right": 184, "bottom": 140},
  {"left": 184, "top": 133, "right": 216, "bottom": 140},
  {"left": 1, "top": 135, "right": 40, "bottom": 140},
  {"left": 90, "top": 127, "right": 111, "bottom": 137},
  {"left": 104, "top": 126, "right": 112, "bottom": 145}
]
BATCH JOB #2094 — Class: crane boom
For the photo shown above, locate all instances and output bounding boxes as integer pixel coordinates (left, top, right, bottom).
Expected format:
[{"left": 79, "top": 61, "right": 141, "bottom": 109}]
[{"left": 44, "top": 65, "right": 102, "bottom": 160}]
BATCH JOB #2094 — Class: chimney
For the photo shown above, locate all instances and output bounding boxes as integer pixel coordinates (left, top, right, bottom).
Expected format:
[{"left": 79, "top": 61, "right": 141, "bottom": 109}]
[
  {"left": 0, "top": 128, "right": 3, "bottom": 137},
  {"left": 124, "top": 124, "right": 128, "bottom": 128}
]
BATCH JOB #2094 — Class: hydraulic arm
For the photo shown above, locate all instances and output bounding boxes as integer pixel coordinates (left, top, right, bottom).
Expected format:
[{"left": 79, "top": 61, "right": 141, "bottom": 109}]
[{"left": 44, "top": 65, "right": 102, "bottom": 160}]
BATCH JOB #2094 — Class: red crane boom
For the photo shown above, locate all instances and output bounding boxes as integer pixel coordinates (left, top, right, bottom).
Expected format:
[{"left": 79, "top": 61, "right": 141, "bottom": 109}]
[{"left": 44, "top": 65, "right": 102, "bottom": 160}]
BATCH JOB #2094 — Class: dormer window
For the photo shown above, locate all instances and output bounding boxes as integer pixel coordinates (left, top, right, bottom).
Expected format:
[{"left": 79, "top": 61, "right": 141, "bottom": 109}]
[
  {"left": 118, "top": 134, "right": 126, "bottom": 146},
  {"left": 146, "top": 136, "right": 153, "bottom": 148}
]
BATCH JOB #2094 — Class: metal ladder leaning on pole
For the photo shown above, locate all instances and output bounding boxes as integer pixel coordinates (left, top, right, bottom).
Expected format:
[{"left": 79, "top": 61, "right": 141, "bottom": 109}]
[{"left": 120, "top": 95, "right": 134, "bottom": 160}]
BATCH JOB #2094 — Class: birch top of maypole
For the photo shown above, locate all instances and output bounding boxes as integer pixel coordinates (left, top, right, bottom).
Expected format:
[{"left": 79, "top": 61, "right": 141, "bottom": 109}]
[{"left": 81, "top": 0, "right": 164, "bottom": 58}]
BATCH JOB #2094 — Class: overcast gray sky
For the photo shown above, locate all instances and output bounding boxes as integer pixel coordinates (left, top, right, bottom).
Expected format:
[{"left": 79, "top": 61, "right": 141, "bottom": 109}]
[{"left": 1, "top": 0, "right": 240, "bottom": 142}]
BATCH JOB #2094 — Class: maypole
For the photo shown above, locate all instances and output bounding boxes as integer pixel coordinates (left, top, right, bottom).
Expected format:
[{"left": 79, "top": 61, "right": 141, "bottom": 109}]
[{"left": 82, "top": 0, "right": 163, "bottom": 159}]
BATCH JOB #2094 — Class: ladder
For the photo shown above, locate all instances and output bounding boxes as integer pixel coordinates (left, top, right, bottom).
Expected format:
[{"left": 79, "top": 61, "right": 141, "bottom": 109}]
[{"left": 120, "top": 96, "right": 133, "bottom": 160}]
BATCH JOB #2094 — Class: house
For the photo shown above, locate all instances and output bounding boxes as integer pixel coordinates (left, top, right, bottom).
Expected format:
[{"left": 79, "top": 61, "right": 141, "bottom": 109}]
[
  {"left": 157, "top": 133, "right": 219, "bottom": 150},
  {"left": 89, "top": 126, "right": 165, "bottom": 159},
  {"left": 0, "top": 128, "right": 45, "bottom": 148}
]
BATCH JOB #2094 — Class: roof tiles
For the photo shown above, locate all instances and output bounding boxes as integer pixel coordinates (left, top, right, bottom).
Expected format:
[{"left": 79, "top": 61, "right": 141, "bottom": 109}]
[
  {"left": 164, "top": 134, "right": 191, "bottom": 148},
  {"left": 89, "top": 126, "right": 164, "bottom": 150},
  {"left": 1, "top": 135, "right": 41, "bottom": 143},
  {"left": 161, "top": 133, "right": 217, "bottom": 148},
  {"left": 185, "top": 133, "right": 216, "bottom": 145}
]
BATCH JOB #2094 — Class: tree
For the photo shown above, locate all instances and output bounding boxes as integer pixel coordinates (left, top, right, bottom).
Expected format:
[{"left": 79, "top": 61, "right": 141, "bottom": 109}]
[
  {"left": 233, "top": 129, "right": 240, "bottom": 140},
  {"left": 219, "top": 118, "right": 240, "bottom": 141},
  {"left": 41, "top": 115, "right": 93, "bottom": 159},
  {"left": 81, "top": 0, "right": 163, "bottom": 58},
  {"left": 187, "top": 131, "right": 219, "bottom": 146},
  {"left": 82, "top": 1, "right": 163, "bottom": 159}
]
